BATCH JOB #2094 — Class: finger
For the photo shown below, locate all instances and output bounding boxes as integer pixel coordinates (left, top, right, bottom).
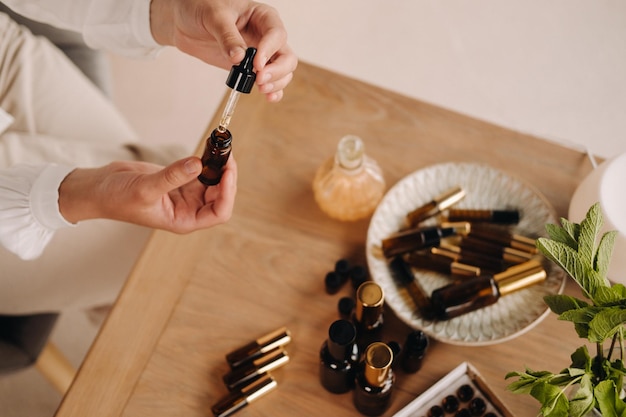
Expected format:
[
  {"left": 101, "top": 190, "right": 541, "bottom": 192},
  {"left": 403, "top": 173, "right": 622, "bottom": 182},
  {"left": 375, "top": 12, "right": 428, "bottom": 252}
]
[
  {"left": 264, "top": 89, "right": 283, "bottom": 103},
  {"left": 199, "top": 158, "right": 237, "bottom": 224},
  {"left": 247, "top": 5, "right": 289, "bottom": 71},
  {"left": 257, "top": 70, "right": 293, "bottom": 95},
  {"left": 255, "top": 47, "right": 297, "bottom": 89},
  {"left": 145, "top": 157, "right": 202, "bottom": 197},
  {"left": 206, "top": 11, "right": 248, "bottom": 63}
]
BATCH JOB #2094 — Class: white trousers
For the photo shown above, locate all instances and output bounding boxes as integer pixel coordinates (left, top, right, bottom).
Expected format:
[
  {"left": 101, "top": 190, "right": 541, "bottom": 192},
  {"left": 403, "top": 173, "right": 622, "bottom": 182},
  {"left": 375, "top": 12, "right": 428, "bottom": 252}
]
[{"left": 0, "top": 12, "right": 174, "bottom": 314}]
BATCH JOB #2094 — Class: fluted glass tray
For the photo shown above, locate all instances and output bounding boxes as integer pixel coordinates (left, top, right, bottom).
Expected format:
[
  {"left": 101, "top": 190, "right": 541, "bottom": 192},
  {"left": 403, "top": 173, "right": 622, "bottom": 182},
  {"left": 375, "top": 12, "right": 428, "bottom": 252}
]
[{"left": 366, "top": 162, "right": 566, "bottom": 346}]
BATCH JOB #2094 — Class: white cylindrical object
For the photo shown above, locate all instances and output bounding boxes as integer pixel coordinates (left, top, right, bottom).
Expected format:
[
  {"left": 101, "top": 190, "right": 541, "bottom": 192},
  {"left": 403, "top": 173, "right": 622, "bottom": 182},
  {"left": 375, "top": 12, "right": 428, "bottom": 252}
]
[{"left": 569, "top": 152, "right": 626, "bottom": 282}]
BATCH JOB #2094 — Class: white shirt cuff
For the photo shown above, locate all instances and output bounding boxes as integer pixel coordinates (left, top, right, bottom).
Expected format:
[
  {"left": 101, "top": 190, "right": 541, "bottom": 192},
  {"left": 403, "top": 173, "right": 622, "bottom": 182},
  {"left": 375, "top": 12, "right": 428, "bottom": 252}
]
[
  {"left": 31, "top": 164, "right": 76, "bottom": 230},
  {"left": 0, "top": 163, "right": 75, "bottom": 260}
]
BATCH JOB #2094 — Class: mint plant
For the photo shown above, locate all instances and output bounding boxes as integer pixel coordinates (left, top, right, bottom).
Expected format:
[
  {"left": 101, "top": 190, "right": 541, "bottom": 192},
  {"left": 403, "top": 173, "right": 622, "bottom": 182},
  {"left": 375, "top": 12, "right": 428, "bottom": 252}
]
[{"left": 506, "top": 202, "right": 626, "bottom": 417}]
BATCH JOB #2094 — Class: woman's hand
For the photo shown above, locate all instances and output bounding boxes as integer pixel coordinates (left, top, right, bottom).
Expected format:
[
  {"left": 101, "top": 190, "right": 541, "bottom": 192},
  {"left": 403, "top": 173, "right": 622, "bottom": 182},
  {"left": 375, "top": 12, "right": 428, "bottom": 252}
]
[
  {"left": 58, "top": 156, "right": 237, "bottom": 233},
  {"left": 150, "top": 0, "right": 298, "bottom": 102}
]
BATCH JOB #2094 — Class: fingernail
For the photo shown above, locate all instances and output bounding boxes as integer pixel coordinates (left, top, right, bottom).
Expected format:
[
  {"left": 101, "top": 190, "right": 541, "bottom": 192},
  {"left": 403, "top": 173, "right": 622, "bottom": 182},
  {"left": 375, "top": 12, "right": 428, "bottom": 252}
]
[
  {"left": 184, "top": 159, "right": 198, "bottom": 174},
  {"left": 229, "top": 47, "right": 245, "bottom": 59}
]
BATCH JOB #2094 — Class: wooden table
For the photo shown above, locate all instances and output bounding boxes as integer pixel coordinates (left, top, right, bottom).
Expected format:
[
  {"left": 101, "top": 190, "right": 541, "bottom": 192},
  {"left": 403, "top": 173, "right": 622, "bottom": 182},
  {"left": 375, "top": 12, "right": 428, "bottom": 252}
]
[{"left": 55, "top": 62, "right": 596, "bottom": 417}]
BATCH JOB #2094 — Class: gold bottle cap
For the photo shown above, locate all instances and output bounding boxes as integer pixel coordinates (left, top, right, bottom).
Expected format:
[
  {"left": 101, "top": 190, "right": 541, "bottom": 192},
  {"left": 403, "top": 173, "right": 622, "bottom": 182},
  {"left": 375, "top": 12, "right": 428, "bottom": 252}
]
[
  {"left": 257, "top": 327, "right": 292, "bottom": 351},
  {"left": 363, "top": 342, "right": 393, "bottom": 387},
  {"left": 510, "top": 234, "right": 538, "bottom": 253},
  {"left": 211, "top": 373, "right": 277, "bottom": 417},
  {"left": 498, "top": 267, "right": 547, "bottom": 296},
  {"left": 450, "top": 261, "right": 481, "bottom": 277},
  {"left": 433, "top": 244, "right": 462, "bottom": 258},
  {"left": 493, "top": 260, "right": 543, "bottom": 282},
  {"left": 355, "top": 282, "right": 384, "bottom": 327},
  {"left": 439, "top": 221, "right": 472, "bottom": 235},
  {"left": 434, "top": 186, "right": 466, "bottom": 211},
  {"left": 225, "top": 326, "right": 291, "bottom": 369},
  {"left": 407, "top": 187, "right": 466, "bottom": 226}
]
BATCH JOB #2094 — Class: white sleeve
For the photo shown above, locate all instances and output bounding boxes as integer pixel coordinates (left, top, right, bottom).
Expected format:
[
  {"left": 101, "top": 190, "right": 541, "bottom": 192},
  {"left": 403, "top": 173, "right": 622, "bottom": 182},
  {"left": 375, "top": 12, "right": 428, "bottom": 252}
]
[
  {"left": 0, "top": 163, "right": 75, "bottom": 260},
  {"left": 1, "top": 0, "right": 162, "bottom": 58}
]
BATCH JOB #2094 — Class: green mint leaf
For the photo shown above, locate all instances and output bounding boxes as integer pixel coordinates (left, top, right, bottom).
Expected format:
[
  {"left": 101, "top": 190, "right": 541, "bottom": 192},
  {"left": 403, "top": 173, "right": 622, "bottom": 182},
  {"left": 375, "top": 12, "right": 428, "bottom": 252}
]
[
  {"left": 560, "top": 217, "right": 581, "bottom": 242},
  {"left": 570, "top": 346, "right": 593, "bottom": 372},
  {"left": 546, "top": 222, "right": 578, "bottom": 249},
  {"left": 560, "top": 306, "right": 601, "bottom": 326},
  {"left": 597, "top": 230, "right": 618, "bottom": 277},
  {"left": 612, "top": 284, "right": 626, "bottom": 299},
  {"left": 544, "top": 294, "right": 589, "bottom": 314},
  {"left": 578, "top": 203, "right": 603, "bottom": 267},
  {"left": 574, "top": 322, "right": 591, "bottom": 339},
  {"left": 569, "top": 373, "right": 595, "bottom": 417},
  {"left": 505, "top": 374, "right": 540, "bottom": 394},
  {"left": 531, "top": 381, "right": 570, "bottom": 417},
  {"left": 588, "top": 308, "right": 626, "bottom": 343},
  {"left": 538, "top": 237, "right": 608, "bottom": 299},
  {"left": 595, "top": 285, "right": 625, "bottom": 306},
  {"left": 595, "top": 380, "right": 626, "bottom": 417}
]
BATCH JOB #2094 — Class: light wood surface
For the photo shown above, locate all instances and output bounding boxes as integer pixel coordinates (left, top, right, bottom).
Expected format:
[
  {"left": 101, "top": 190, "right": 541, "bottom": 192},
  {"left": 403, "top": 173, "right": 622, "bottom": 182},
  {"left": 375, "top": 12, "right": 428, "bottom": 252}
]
[{"left": 55, "top": 62, "right": 597, "bottom": 417}]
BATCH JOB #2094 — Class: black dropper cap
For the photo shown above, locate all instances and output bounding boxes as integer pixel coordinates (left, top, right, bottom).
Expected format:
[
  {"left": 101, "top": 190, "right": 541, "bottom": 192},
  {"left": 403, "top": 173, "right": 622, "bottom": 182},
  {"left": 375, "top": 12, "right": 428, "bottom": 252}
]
[
  {"left": 327, "top": 320, "right": 357, "bottom": 361},
  {"left": 226, "top": 47, "right": 257, "bottom": 93}
]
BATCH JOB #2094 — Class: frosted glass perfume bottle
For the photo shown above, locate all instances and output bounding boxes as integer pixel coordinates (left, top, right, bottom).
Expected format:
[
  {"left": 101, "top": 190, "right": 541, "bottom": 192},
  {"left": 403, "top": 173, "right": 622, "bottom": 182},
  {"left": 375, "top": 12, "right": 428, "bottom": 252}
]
[{"left": 313, "top": 135, "right": 385, "bottom": 221}]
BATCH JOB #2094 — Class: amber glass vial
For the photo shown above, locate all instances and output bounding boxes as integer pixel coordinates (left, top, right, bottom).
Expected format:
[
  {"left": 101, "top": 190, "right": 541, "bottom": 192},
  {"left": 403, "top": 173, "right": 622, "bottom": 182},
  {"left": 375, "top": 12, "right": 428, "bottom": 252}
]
[
  {"left": 430, "top": 261, "right": 546, "bottom": 320},
  {"left": 353, "top": 282, "right": 384, "bottom": 350},
  {"left": 319, "top": 319, "right": 360, "bottom": 394},
  {"left": 353, "top": 342, "right": 395, "bottom": 416},
  {"left": 198, "top": 127, "right": 232, "bottom": 186}
]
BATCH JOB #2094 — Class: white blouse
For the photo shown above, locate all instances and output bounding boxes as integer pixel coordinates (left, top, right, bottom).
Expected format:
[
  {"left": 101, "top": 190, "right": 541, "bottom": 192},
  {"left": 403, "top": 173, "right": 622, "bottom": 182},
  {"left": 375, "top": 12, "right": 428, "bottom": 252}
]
[
  {"left": 0, "top": 0, "right": 162, "bottom": 260},
  {"left": 2, "top": 0, "right": 161, "bottom": 58}
]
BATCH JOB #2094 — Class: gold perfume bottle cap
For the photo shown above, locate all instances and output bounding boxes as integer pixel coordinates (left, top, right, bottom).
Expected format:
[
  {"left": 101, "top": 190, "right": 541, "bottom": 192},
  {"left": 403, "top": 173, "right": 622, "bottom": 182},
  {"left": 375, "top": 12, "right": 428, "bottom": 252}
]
[
  {"left": 355, "top": 282, "right": 384, "bottom": 328},
  {"left": 406, "top": 186, "right": 466, "bottom": 226},
  {"left": 439, "top": 221, "right": 472, "bottom": 235},
  {"left": 497, "top": 261, "right": 547, "bottom": 296},
  {"left": 225, "top": 326, "right": 291, "bottom": 369},
  {"left": 363, "top": 342, "right": 394, "bottom": 387}
]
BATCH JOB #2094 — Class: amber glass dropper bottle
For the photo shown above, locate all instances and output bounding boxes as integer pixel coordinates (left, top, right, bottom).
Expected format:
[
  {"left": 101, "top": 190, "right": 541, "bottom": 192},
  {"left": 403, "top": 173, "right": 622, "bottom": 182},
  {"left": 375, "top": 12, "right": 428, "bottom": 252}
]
[{"left": 198, "top": 47, "right": 257, "bottom": 186}]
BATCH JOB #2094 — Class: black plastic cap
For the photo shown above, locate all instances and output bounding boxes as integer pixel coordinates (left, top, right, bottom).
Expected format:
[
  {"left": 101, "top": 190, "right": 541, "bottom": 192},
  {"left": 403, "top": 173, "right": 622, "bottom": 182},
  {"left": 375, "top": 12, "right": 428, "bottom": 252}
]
[
  {"left": 405, "top": 330, "right": 429, "bottom": 352},
  {"left": 492, "top": 209, "right": 520, "bottom": 224},
  {"left": 350, "top": 265, "right": 368, "bottom": 289},
  {"left": 338, "top": 297, "right": 355, "bottom": 318},
  {"left": 327, "top": 320, "right": 357, "bottom": 360},
  {"left": 334, "top": 259, "right": 351, "bottom": 279},
  {"left": 325, "top": 272, "right": 343, "bottom": 294},
  {"left": 226, "top": 47, "right": 257, "bottom": 93}
]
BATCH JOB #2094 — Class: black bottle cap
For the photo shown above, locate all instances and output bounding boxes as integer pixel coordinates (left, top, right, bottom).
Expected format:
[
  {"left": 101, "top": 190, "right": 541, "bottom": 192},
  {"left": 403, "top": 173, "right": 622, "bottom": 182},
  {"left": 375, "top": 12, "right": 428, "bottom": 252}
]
[
  {"left": 337, "top": 297, "right": 355, "bottom": 318},
  {"left": 325, "top": 272, "right": 344, "bottom": 294},
  {"left": 350, "top": 265, "right": 368, "bottom": 289},
  {"left": 492, "top": 209, "right": 520, "bottom": 224},
  {"left": 334, "top": 259, "right": 351, "bottom": 279},
  {"left": 327, "top": 320, "right": 357, "bottom": 360},
  {"left": 422, "top": 226, "right": 456, "bottom": 246},
  {"left": 226, "top": 47, "right": 257, "bottom": 93},
  {"left": 405, "top": 330, "right": 428, "bottom": 353}
]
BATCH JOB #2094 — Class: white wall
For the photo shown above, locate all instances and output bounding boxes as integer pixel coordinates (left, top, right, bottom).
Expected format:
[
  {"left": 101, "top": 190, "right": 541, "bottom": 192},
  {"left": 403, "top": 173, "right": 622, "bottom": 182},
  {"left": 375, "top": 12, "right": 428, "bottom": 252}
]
[{"left": 110, "top": 0, "right": 626, "bottom": 158}]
